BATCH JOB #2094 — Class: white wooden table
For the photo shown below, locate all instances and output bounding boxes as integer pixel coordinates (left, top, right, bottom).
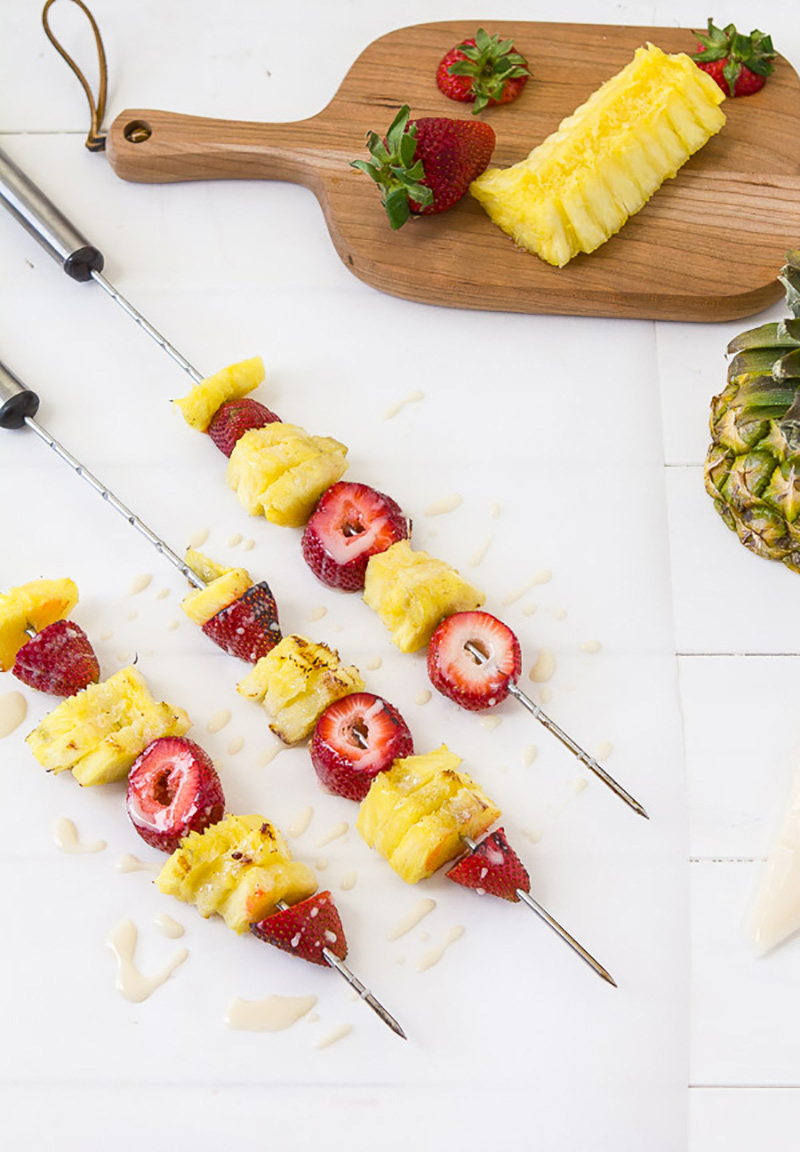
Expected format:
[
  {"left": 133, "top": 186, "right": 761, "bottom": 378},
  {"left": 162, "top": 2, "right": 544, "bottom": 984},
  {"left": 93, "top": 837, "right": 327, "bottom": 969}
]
[{"left": 1, "top": 1, "right": 798, "bottom": 1148}]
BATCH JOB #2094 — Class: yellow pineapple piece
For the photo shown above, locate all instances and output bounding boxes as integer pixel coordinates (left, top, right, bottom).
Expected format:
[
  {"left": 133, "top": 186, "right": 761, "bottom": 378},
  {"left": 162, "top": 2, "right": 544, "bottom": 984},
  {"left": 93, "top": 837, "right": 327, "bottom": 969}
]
[
  {"left": 26, "top": 666, "right": 191, "bottom": 785},
  {"left": 181, "top": 559, "right": 252, "bottom": 627},
  {"left": 470, "top": 43, "right": 726, "bottom": 266},
  {"left": 226, "top": 423, "right": 348, "bottom": 527},
  {"left": 0, "top": 577, "right": 79, "bottom": 671},
  {"left": 183, "top": 549, "right": 232, "bottom": 584},
  {"left": 357, "top": 746, "right": 501, "bottom": 884},
  {"left": 363, "top": 540, "right": 485, "bottom": 653},
  {"left": 156, "top": 814, "right": 317, "bottom": 933},
  {"left": 237, "top": 633, "right": 364, "bottom": 744},
  {"left": 174, "top": 356, "right": 265, "bottom": 431}
]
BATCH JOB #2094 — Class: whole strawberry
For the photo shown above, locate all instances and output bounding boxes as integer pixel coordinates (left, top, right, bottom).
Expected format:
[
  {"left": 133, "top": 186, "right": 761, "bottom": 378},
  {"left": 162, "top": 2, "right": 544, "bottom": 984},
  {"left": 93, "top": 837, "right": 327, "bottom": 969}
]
[
  {"left": 351, "top": 104, "right": 495, "bottom": 230},
  {"left": 437, "top": 27, "right": 531, "bottom": 114},
  {"left": 207, "top": 397, "right": 281, "bottom": 457},
  {"left": 691, "top": 19, "right": 776, "bottom": 96}
]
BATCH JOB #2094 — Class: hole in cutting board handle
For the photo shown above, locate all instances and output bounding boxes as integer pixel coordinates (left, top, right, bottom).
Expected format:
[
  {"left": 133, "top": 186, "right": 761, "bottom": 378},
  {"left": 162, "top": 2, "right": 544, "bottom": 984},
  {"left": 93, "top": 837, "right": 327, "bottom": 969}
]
[{"left": 123, "top": 119, "right": 152, "bottom": 144}]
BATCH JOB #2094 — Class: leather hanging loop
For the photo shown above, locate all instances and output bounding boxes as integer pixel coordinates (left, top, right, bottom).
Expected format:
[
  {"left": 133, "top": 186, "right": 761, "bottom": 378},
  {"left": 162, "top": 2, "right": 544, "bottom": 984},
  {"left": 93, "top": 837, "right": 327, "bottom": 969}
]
[{"left": 41, "top": 0, "right": 108, "bottom": 152}]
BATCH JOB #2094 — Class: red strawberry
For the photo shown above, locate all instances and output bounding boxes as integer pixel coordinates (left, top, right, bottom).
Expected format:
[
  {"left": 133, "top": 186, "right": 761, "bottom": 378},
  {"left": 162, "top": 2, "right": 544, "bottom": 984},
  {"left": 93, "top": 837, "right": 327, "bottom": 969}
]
[
  {"left": 311, "top": 692, "right": 414, "bottom": 801},
  {"left": 12, "top": 619, "right": 100, "bottom": 696},
  {"left": 437, "top": 28, "right": 531, "bottom": 114},
  {"left": 427, "top": 610, "right": 521, "bottom": 711},
  {"left": 351, "top": 104, "right": 495, "bottom": 230},
  {"left": 301, "top": 481, "right": 409, "bottom": 591},
  {"left": 207, "top": 397, "right": 281, "bottom": 457},
  {"left": 201, "top": 581, "right": 282, "bottom": 663},
  {"left": 126, "top": 736, "right": 225, "bottom": 853},
  {"left": 446, "top": 827, "right": 530, "bottom": 901},
  {"left": 691, "top": 20, "right": 776, "bottom": 97},
  {"left": 250, "top": 890, "right": 347, "bottom": 966}
]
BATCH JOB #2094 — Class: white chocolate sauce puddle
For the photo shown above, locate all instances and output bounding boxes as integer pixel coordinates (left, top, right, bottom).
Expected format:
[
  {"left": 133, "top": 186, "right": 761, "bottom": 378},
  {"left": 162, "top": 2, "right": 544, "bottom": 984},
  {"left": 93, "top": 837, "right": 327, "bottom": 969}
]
[
  {"left": 128, "top": 573, "right": 152, "bottom": 596},
  {"left": 116, "top": 853, "right": 161, "bottom": 874},
  {"left": 0, "top": 691, "right": 28, "bottom": 738},
  {"left": 53, "top": 816, "right": 106, "bottom": 854},
  {"left": 206, "top": 709, "right": 232, "bottom": 734},
  {"left": 424, "top": 494, "right": 462, "bottom": 516},
  {"left": 225, "top": 993, "right": 317, "bottom": 1032},
  {"left": 387, "top": 897, "right": 436, "bottom": 941},
  {"left": 315, "top": 1022, "right": 353, "bottom": 1049},
  {"left": 418, "top": 925, "right": 465, "bottom": 971},
  {"left": 529, "top": 648, "right": 556, "bottom": 684},
  {"left": 288, "top": 806, "right": 314, "bottom": 838},
  {"left": 383, "top": 389, "right": 424, "bottom": 420},
  {"left": 316, "top": 822, "right": 349, "bottom": 848},
  {"left": 155, "top": 913, "right": 185, "bottom": 939},
  {"left": 106, "top": 918, "right": 188, "bottom": 1002}
]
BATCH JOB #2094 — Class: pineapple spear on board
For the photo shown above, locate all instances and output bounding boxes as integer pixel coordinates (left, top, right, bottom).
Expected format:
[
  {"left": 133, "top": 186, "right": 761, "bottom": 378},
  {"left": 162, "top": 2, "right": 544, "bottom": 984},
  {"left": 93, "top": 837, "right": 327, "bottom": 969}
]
[{"left": 705, "top": 251, "right": 800, "bottom": 570}]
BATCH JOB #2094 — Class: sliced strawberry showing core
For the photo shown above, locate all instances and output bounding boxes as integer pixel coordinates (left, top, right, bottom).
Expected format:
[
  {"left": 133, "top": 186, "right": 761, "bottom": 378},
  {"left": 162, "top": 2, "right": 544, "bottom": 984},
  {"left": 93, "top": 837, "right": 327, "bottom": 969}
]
[
  {"left": 250, "top": 890, "right": 347, "bottom": 966},
  {"left": 12, "top": 619, "right": 100, "bottom": 696},
  {"left": 201, "top": 581, "right": 282, "bottom": 663},
  {"left": 446, "top": 827, "right": 530, "bottom": 901},
  {"left": 126, "top": 736, "right": 225, "bottom": 853},
  {"left": 427, "top": 610, "right": 521, "bottom": 711},
  {"left": 311, "top": 692, "right": 414, "bottom": 801},
  {"left": 207, "top": 397, "right": 281, "bottom": 457},
  {"left": 301, "top": 481, "right": 409, "bottom": 591}
]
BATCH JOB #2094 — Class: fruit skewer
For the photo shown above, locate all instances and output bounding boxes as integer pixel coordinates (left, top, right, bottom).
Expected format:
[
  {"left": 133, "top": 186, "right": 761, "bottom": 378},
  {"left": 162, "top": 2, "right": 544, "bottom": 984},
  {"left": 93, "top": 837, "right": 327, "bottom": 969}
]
[
  {"left": 0, "top": 359, "right": 615, "bottom": 986},
  {"left": 0, "top": 148, "right": 646, "bottom": 819}
]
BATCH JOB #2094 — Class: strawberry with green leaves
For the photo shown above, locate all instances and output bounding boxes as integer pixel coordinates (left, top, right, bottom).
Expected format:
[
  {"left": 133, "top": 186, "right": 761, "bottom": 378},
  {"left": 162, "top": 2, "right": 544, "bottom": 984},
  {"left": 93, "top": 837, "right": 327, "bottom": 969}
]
[
  {"left": 437, "top": 27, "right": 531, "bottom": 114},
  {"left": 691, "top": 19, "right": 776, "bottom": 97},
  {"left": 351, "top": 104, "right": 495, "bottom": 230}
]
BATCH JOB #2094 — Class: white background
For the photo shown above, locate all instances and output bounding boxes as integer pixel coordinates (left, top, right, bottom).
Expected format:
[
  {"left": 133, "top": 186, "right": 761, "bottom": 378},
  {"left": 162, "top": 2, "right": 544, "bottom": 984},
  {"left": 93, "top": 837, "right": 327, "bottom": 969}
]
[{"left": 0, "top": 1, "right": 798, "bottom": 1148}]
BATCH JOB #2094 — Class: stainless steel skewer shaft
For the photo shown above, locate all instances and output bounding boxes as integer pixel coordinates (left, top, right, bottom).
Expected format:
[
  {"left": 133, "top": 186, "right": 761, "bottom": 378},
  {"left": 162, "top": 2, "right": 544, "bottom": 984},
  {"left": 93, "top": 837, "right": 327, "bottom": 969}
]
[{"left": 460, "top": 836, "right": 616, "bottom": 987}]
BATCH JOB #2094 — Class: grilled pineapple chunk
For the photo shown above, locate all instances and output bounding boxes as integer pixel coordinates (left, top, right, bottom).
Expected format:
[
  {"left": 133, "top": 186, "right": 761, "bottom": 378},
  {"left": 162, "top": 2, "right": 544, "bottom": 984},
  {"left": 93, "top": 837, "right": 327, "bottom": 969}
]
[
  {"left": 0, "top": 577, "right": 79, "bottom": 670},
  {"left": 226, "top": 422, "right": 348, "bottom": 527},
  {"left": 181, "top": 549, "right": 252, "bottom": 626},
  {"left": 470, "top": 43, "right": 726, "bottom": 266},
  {"left": 237, "top": 633, "right": 364, "bottom": 744},
  {"left": 357, "top": 745, "right": 501, "bottom": 884},
  {"left": 174, "top": 356, "right": 265, "bottom": 431},
  {"left": 363, "top": 540, "right": 485, "bottom": 653},
  {"left": 26, "top": 666, "right": 191, "bottom": 785},
  {"left": 156, "top": 814, "right": 317, "bottom": 933}
]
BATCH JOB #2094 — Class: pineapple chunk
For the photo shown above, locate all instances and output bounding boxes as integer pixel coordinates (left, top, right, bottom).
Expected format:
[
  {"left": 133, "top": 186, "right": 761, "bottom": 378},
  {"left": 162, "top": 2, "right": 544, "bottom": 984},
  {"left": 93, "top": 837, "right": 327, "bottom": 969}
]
[
  {"left": 26, "top": 666, "right": 191, "bottom": 785},
  {"left": 181, "top": 565, "right": 252, "bottom": 626},
  {"left": 0, "top": 577, "right": 79, "bottom": 670},
  {"left": 237, "top": 633, "right": 364, "bottom": 744},
  {"left": 357, "top": 746, "right": 501, "bottom": 884},
  {"left": 226, "top": 423, "right": 348, "bottom": 527},
  {"left": 363, "top": 540, "right": 485, "bottom": 653},
  {"left": 174, "top": 356, "right": 265, "bottom": 431},
  {"left": 470, "top": 43, "right": 726, "bottom": 266},
  {"left": 156, "top": 814, "right": 317, "bottom": 933}
]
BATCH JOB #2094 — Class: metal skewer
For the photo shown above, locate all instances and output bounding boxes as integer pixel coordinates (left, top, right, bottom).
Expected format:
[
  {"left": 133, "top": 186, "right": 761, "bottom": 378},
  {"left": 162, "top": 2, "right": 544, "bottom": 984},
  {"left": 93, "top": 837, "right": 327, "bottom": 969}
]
[
  {"left": 464, "top": 642, "right": 648, "bottom": 819},
  {"left": 460, "top": 836, "right": 616, "bottom": 986}
]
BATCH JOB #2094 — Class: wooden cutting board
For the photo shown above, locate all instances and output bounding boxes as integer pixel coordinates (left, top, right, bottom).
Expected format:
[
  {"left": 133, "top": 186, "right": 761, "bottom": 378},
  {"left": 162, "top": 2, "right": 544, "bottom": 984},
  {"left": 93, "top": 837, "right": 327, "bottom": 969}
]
[{"left": 106, "top": 21, "right": 800, "bottom": 322}]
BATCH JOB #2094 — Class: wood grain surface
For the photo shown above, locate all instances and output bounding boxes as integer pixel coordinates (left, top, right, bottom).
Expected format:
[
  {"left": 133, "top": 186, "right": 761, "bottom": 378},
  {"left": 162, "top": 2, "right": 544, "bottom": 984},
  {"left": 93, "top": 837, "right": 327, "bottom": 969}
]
[{"left": 106, "top": 21, "right": 800, "bottom": 322}]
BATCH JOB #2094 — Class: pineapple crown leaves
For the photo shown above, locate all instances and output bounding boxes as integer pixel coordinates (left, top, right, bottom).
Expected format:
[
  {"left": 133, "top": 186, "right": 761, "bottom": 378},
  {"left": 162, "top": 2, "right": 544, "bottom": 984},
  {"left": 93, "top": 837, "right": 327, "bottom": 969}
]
[
  {"left": 692, "top": 18, "right": 776, "bottom": 95},
  {"left": 449, "top": 27, "right": 531, "bottom": 113},
  {"left": 350, "top": 105, "right": 433, "bottom": 230},
  {"left": 778, "top": 250, "right": 800, "bottom": 320}
]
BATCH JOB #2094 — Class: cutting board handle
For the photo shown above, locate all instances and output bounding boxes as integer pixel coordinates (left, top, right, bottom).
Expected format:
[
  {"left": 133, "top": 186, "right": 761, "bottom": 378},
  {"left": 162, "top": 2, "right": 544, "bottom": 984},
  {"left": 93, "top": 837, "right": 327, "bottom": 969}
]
[{"left": 106, "top": 108, "right": 339, "bottom": 189}]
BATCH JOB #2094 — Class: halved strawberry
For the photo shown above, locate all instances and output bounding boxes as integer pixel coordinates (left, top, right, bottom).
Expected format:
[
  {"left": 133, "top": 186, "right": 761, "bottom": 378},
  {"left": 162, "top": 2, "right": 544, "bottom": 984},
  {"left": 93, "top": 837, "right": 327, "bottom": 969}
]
[
  {"left": 427, "top": 610, "right": 521, "bottom": 711},
  {"left": 250, "top": 890, "right": 347, "bottom": 966},
  {"left": 446, "top": 827, "right": 529, "bottom": 901},
  {"left": 201, "top": 581, "right": 282, "bottom": 663},
  {"left": 311, "top": 692, "right": 414, "bottom": 801},
  {"left": 207, "top": 397, "right": 281, "bottom": 457},
  {"left": 301, "top": 481, "right": 409, "bottom": 592},
  {"left": 126, "top": 736, "right": 226, "bottom": 853},
  {"left": 12, "top": 619, "right": 100, "bottom": 696}
]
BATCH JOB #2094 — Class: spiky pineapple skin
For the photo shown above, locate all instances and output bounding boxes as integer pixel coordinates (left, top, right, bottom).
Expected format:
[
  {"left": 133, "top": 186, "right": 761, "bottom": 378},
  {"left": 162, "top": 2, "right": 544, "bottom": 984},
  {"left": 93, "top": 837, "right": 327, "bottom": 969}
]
[
  {"left": 363, "top": 540, "right": 485, "bottom": 653},
  {"left": 26, "top": 666, "right": 191, "bottom": 785},
  {"left": 156, "top": 814, "right": 317, "bottom": 932},
  {"left": 470, "top": 43, "right": 726, "bottom": 266},
  {"left": 237, "top": 634, "right": 365, "bottom": 744},
  {"left": 356, "top": 745, "right": 501, "bottom": 884},
  {"left": 705, "top": 254, "right": 800, "bottom": 571},
  {"left": 174, "top": 357, "right": 265, "bottom": 431},
  {"left": 226, "top": 423, "right": 348, "bottom": 527}
]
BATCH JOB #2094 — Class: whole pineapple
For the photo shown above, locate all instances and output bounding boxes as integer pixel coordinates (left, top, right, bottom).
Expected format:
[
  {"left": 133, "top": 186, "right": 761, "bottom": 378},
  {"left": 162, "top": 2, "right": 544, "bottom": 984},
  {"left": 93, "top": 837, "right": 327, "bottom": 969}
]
[{"left": 705, "top": 251, "right": 800, "bottom": 569}]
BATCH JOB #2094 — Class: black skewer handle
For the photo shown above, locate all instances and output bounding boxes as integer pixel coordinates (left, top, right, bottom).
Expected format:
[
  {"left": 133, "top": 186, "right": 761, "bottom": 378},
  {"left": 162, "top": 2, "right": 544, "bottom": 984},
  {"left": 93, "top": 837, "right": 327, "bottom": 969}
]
[
  {"left": 0, "top": 360, "right": 40, "bottom": 429},
  {"left": 0, "top": 146, "right": 104, "bottom": 281}
]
